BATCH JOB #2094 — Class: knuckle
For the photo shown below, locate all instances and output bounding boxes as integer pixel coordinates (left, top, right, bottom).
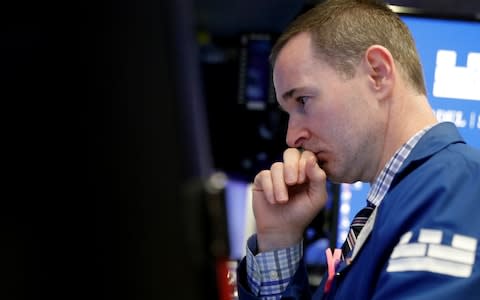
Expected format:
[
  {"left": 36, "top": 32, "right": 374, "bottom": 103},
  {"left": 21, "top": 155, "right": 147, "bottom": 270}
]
[{"left": 271, "top": 162, "right": 284, "bottom": 170}]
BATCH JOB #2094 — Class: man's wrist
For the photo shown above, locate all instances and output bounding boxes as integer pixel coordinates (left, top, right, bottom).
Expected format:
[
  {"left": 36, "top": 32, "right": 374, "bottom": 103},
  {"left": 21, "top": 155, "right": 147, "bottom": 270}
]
[{"left": 257, "top": 231, "right": 303, "bottom": 252}]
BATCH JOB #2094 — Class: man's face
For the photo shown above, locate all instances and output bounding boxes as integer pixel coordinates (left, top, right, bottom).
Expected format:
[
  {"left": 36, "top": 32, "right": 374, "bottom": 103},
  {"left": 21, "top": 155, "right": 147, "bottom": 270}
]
[{"left": 273, "top": 32, "right": 385, "bottom": 183}]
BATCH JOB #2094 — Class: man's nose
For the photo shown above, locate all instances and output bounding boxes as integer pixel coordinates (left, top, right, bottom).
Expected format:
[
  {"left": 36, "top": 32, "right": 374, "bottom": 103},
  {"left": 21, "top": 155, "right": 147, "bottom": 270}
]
[{"left": 285, "top": 118, "right": 307, "bottom": 148}]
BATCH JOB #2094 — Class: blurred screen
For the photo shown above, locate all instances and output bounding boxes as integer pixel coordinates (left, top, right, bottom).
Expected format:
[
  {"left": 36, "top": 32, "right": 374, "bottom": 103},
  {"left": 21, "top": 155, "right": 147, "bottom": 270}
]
[
  {"left": 238, "top": 34, "right": 274, "bottom": 110},
  {"left": 403, "top": 15, "right": 480, "bottom": 149},
  {"left": 225, "top": 177, "right": 255, "bottom": 261}
]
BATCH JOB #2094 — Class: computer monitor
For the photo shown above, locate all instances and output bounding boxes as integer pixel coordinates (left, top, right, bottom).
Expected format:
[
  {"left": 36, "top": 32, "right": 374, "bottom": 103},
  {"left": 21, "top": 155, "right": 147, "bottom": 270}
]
[{"left": 401, "top": 11, "right": 480, "bottom": 149}]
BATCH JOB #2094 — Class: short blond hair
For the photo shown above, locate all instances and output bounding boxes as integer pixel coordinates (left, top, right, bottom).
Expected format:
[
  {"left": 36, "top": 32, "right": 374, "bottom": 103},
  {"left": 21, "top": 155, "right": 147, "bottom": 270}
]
[{"left": 270, "top": 0, "right": 426, "bottom": 94}]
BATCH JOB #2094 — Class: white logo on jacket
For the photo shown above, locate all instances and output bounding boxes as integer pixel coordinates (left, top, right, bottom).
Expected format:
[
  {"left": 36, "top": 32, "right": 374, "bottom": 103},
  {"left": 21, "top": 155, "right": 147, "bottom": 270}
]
[{"left": 387, "top": 229, "right": 477, "bottom": 278}]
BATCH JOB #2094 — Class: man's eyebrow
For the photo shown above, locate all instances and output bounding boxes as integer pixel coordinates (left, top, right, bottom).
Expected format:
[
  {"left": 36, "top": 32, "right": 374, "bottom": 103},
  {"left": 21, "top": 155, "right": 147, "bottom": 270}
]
[{"left": 281, "top": 88, "right": 296, "bottom": 102}]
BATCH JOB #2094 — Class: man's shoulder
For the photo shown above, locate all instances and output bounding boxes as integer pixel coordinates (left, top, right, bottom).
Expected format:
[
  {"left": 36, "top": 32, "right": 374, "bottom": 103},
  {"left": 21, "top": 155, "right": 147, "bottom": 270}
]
[
  {"left": 395, "top": 122, "right": 479, "bottom": 184},
  {"left": 420, "top": 122, "right": 479, "bottom": 160}
]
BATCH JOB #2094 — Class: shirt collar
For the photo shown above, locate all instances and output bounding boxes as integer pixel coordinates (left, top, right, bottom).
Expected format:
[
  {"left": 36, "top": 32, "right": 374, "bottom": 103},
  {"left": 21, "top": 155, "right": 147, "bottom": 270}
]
[{"left": 366, "top": 124, "right": 436, "bottom": 207}]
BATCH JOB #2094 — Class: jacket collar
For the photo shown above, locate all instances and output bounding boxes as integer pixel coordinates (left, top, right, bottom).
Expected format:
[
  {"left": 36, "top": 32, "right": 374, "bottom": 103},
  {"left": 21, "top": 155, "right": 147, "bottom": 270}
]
[
  {"left": 343, "top": 122, "right": 464, "bottom": 266},
  {"left": 396, "top": 122, "right": 465, "bottom": 175}
]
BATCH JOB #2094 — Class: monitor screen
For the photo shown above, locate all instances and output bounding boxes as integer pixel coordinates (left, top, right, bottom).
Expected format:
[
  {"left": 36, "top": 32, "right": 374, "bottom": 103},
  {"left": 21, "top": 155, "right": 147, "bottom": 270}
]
[
  {"left": 238, "top": 33, "right": 276, "bottom": 111},
  {"left": 225, "top": 177, "right": 255, "bottom": 261},
  {"left": 403, "top": 14, "right": 480, "bottom": 149},
  {"left": 337, "top": 12, "right": 480, "bottom": 248}
]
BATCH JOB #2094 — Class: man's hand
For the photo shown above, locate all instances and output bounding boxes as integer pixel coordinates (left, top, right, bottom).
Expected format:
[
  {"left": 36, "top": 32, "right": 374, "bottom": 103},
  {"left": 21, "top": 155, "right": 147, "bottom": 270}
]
[{"left": 252, "top": 148, "right": 328, "bottom": 252}]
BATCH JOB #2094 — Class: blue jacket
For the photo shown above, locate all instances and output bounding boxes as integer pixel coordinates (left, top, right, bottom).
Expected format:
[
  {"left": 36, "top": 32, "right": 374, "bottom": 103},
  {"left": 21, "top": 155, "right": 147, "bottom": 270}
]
[{"left": 238, "top": 122, "right": 480, "bottom": 299}]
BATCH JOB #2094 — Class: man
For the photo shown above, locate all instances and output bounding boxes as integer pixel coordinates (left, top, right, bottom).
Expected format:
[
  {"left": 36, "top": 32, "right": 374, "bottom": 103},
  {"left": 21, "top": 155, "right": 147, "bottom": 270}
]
[{"left": 236, "top": 0, "right": 480, "bottom": 299}]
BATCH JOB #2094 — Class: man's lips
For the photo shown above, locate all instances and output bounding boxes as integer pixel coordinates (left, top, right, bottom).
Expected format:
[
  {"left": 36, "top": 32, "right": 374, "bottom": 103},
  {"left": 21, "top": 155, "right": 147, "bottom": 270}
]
[{"left": 314, "top": 151, "right": 327, "bottom": 165}]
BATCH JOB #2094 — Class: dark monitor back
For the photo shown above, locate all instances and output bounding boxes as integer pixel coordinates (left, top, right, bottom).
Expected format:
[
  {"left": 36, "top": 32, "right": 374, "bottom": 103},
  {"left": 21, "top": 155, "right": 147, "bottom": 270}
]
[{"left": 1, "top": 1, "right": 221, "bottom": 300}]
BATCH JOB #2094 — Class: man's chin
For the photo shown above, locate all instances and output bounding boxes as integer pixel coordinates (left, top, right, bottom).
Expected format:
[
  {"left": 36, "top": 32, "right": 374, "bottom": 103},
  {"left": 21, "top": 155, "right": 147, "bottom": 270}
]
[
  {"left": 328, "top": 175, "right": 361, "bottom": 184},
  {"left": 322, "top": 166, "right": 357, "bottom": 184},
  {"left": 318, "top": 163, "right": 337, "bottom": 181}
]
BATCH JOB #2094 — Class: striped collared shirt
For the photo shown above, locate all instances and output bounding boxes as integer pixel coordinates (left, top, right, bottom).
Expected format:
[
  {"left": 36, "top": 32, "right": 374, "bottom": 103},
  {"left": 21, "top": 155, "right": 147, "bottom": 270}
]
[
  {"left": 245, "top": 124, "right": 435, "bottom": 299},
  {"left": 367, "top": 124, "right": 433, "bottom": 206}
]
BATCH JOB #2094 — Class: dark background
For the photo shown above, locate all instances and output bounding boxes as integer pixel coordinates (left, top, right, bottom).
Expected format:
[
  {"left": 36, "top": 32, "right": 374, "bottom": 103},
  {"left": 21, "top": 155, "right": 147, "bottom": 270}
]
[{"left": 1, "top": 1, "right": 478, "bottom": 299}]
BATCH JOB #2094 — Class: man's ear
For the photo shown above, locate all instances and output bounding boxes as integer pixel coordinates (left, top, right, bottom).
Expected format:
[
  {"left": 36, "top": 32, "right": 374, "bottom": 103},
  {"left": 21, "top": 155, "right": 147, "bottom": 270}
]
[{"left": 363, "top": 45, "right": 395, "bottom": 98}]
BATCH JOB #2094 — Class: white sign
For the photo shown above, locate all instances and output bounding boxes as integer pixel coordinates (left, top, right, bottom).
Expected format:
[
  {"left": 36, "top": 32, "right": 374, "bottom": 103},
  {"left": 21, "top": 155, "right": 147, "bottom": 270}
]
[{"left": 433, "top": 50, "right": 480, "bottom": 101}]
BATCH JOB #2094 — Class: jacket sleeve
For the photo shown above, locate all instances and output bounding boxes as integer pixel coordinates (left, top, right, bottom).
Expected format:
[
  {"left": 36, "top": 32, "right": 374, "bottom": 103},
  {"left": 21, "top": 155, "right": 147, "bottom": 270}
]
[{"left": 371, "top": 153, "right": 480, "bottom": 300}]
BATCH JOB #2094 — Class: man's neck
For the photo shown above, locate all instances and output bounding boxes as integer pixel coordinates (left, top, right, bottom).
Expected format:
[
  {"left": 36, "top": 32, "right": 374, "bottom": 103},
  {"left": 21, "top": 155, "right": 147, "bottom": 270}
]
[{"left": 374, "top": 92, "right": 437, "bottom": 182}]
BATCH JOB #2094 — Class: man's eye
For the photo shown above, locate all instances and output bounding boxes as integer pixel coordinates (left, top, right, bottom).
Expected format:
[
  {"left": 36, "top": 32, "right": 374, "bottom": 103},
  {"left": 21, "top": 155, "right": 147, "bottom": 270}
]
[{"left": 297, "top": 96, "right": 308, "bottom": 105}]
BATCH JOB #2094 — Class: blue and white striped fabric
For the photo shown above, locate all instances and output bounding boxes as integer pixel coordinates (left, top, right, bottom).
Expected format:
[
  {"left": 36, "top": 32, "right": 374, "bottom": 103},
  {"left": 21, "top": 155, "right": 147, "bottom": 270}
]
[
  {"left": 246, "top": 236, "right": 302, "bottom": 299},
  {"left": 367, "top": 125, "right": 432, "bottom": 206}
]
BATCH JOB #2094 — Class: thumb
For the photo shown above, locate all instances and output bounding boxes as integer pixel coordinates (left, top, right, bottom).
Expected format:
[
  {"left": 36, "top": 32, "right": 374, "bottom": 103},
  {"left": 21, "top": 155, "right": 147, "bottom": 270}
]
[{"left": 305, "top": 157, "right": 328, "bottom": 207}]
